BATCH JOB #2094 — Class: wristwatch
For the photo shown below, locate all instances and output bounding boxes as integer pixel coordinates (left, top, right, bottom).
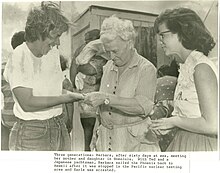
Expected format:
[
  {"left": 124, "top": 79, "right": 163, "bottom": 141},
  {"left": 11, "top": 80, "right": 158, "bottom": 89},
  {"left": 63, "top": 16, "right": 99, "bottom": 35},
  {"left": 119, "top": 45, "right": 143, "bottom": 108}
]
[{"left": 104, "top": 94, "right": 110, "bottom": 105}]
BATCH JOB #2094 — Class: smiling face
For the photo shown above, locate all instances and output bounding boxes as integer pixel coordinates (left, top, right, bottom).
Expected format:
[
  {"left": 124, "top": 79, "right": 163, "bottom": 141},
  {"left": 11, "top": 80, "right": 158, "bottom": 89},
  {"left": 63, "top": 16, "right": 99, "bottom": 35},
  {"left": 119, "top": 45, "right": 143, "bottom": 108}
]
[
  {"left": 102, "top": 36, "right": 132, "bottom": 67},
  {"left": 158, "top": 23, "right": 182, "bottom": 57}
]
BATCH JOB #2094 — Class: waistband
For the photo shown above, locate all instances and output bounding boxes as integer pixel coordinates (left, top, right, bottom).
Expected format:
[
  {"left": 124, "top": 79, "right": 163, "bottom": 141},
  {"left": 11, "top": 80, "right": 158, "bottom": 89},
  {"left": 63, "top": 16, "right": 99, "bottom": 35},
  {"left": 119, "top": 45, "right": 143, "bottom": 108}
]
[
  {"left": 16, "top": 114, "right": 65, "bottom": 124},
  {"left": 101, "top": 117, "right": 150, "bottom": 130}
]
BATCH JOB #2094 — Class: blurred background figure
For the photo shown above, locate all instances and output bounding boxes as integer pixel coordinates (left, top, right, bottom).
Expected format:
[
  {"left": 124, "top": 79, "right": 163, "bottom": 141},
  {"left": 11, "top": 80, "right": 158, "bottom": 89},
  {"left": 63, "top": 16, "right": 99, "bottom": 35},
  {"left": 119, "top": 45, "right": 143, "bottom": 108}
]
[
  {"left": 149, "top": 75, "right": 178, "bottom": 151},
  {"left": 70, "top": 29, "right": 108, "bottom": 151},
  {"left": 60, "top": 54, "right": 74, "bottom": 134},
  {"left": 1, "top": 31, "right": 25, "bottom": 150},
  {"left": 157, "top": 59, "right": 179, "bottom": 78}
]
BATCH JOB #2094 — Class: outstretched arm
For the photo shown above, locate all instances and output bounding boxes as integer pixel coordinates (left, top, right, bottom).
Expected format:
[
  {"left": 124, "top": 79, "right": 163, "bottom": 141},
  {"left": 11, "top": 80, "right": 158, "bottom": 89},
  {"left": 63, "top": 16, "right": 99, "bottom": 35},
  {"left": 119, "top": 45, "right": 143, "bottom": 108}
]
[{"left": 13, "top": 87, "right": 84, "bottom": 112}]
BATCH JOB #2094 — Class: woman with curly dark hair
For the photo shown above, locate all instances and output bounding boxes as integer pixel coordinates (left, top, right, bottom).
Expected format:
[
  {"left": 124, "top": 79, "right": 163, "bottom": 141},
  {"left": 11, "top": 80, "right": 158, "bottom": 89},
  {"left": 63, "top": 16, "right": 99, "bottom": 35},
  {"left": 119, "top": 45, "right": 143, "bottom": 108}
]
[{"left": 151, "top": 8, "right": 218, "bottom": 151}]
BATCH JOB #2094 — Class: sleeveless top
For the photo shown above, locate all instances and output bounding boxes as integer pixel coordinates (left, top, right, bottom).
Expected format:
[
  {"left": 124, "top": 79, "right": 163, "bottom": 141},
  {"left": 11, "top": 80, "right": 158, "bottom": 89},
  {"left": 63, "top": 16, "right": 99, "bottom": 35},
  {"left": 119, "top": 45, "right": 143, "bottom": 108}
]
[{"left": 172, "top": 50, "right": 218, "bottom": 118}]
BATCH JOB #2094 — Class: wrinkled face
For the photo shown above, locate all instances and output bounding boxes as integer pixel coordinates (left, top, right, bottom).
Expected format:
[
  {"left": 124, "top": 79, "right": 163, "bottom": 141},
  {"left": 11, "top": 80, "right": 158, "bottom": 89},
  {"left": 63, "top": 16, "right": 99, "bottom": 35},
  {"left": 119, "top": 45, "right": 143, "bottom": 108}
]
[
  {"left": 40, "top": 29, "right": 63, "bottom": 56},
  {"left": 102, "top": 36, "right": 131, "bottom": 67},
  {"left": 158, "top": 23, "right": 182, "bottom": 57}
]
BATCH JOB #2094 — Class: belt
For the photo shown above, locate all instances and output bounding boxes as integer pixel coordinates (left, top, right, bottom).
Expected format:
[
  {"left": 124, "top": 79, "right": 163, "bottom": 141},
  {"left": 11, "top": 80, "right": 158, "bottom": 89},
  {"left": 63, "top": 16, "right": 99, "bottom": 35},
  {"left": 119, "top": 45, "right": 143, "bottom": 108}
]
[{"left": 101, "top": 117, "right": 150, "bottom": 130}]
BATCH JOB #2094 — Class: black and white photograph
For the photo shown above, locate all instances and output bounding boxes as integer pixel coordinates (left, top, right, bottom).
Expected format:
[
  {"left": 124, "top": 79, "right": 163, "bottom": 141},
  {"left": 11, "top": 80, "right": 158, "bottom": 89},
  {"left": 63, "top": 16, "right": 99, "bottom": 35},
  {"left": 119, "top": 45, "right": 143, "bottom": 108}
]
[{"left": 0, "top": 0, "right": 219, "bottom": 172}]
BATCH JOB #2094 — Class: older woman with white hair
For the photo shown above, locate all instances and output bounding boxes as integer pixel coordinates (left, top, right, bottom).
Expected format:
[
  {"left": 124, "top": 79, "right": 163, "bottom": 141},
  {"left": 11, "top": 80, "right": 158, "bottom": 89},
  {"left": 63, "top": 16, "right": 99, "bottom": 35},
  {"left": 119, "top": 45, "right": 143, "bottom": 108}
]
[{"left": 84, "top": 16, "right": 160, "bottom": 152}]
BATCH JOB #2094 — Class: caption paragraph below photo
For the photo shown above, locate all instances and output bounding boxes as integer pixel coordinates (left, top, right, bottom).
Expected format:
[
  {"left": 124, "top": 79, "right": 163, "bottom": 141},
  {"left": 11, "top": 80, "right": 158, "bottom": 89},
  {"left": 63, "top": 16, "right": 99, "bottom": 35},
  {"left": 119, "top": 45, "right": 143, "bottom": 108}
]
[{"left": 53, "top": 152, "right": 190, "bottom": 172}]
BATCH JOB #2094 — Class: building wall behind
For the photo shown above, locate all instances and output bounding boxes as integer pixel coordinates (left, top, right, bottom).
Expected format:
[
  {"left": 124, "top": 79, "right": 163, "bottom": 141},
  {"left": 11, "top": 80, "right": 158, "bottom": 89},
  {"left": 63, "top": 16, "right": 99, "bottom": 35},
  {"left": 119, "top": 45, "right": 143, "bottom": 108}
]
[{"left": 71, "top": 6, "right": 158, "bottom": 66}]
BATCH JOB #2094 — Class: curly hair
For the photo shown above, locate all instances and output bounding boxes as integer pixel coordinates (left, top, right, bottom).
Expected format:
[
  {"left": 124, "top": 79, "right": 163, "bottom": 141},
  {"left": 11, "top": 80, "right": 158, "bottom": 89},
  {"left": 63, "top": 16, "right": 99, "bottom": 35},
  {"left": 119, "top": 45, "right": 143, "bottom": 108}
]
[
  {"left": 100, "top": 16, "right": 137, "bottom": 44},
  {"left": 25, "top": 1, "right": 71, "bottom": 42},
  {"left": 154, "top": 8, "right": 215, "bottom": 56}
]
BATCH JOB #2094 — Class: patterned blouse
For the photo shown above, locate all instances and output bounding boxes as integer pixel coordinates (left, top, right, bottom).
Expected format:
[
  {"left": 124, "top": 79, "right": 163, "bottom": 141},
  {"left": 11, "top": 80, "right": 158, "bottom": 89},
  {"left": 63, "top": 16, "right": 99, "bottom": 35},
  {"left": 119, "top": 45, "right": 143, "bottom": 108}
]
[{"left": 173, "top": 50, "right": 218, "bottom": 118}]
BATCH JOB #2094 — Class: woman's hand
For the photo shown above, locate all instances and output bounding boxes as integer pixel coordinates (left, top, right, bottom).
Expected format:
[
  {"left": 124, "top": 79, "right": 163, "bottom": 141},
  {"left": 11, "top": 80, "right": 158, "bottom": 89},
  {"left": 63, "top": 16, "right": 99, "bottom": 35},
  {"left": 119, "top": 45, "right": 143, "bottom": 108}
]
[
  {"left": 151, "top": 129, "right": 172, "bottom": 136},
  {"left": 150, "top": 116, "right": 179, "bottom": 131},
  {"left": 66, "top": 92, "right": 85, "bottom": 102},
  {"left": 148, "top": 118, "right": 172, "bottom": 136},
  {"left": 84, "top": 92, "right": 106, "bottom": 107}
]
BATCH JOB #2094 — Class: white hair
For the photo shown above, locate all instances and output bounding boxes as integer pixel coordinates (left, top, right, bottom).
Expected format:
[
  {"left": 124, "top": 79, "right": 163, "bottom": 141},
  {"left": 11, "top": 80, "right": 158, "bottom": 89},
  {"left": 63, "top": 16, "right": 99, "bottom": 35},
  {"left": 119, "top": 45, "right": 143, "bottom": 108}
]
[{"left": 100, "top": 16, "right": 136, "bottom": 44}]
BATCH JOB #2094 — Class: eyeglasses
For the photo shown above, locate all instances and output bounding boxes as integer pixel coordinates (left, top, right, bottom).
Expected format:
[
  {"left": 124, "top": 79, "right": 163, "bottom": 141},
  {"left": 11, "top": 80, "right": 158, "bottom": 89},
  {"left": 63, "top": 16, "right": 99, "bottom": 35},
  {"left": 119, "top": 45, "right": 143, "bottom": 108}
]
[{"left": 158, "top": 30, "right": 171, "bottom": 40}]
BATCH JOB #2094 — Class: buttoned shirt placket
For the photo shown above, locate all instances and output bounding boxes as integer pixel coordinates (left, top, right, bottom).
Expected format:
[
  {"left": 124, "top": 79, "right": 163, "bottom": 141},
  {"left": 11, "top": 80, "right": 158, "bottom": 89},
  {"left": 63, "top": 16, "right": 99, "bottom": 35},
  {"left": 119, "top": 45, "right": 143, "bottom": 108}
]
[{"left": 106, "top": 67, "right": 119, "bottom": 151}]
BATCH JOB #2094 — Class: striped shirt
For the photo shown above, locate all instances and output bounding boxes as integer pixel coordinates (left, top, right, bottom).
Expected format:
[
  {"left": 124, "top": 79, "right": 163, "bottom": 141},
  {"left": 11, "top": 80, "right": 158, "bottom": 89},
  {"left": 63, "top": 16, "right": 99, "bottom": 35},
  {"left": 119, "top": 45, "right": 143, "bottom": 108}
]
[{"left": 1, "top": 61, "right": 16, "bottom": 128}]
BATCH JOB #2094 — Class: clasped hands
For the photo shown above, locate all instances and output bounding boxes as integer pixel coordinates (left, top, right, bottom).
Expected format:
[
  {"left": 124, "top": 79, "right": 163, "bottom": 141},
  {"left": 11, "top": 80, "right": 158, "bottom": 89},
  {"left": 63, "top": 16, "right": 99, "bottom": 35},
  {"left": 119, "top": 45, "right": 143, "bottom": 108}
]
[
  {"left": 66, "top": 90, "right": 106, "bottom": 107},
  {"left": 149, "top": 116, "right": 179, "bottom": 135}
]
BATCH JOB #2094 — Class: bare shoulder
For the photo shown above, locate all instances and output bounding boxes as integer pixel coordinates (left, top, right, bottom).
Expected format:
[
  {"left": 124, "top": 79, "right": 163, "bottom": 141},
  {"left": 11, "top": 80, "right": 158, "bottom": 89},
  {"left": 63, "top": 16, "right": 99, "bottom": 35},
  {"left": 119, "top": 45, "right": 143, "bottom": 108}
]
[{"left": 194, "top": 63, "right": 217, "bottom": 81}]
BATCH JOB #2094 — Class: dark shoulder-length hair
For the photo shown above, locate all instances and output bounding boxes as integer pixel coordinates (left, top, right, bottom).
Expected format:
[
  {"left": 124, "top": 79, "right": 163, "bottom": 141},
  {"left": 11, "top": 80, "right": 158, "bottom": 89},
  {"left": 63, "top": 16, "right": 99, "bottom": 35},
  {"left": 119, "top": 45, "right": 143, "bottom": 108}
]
[
  {"left": 11, "top": 31, "right": 25, "bottom": 49},
  {"left": 154, "top": 7, "right": 215, "bottom": 56},
  {"left": 25, "top": 1, "right": 71, "bottom": 42}
]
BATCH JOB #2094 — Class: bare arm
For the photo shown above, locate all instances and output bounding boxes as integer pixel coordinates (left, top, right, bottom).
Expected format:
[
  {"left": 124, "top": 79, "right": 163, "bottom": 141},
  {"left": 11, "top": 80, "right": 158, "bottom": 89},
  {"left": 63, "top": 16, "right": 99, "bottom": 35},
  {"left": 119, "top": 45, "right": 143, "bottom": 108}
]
[
  {"left": 65, "top": 102, "right": 74, "bottom": 133},
  {"left": 151, "top": 64, "right": 218, "bottom": 135},
  {"left": 175, "top": 64, "right": 218, "bottom": 135},
  {"left": 69, "top": 58, "right": 78, "bottom": 88},
  {"left": 62, "top": 80, "right": 74, "bottom": 133},
  {"left": 13, "top": 87, "right": 84, "bottom": 112}
]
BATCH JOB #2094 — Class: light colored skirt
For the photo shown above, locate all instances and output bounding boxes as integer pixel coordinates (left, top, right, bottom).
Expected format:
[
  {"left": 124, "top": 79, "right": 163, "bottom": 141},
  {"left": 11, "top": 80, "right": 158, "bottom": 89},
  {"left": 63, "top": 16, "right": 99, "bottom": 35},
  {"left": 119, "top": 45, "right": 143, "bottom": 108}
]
[{"left": 166, "top": 129, "right": 217, "bottom": 152}]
